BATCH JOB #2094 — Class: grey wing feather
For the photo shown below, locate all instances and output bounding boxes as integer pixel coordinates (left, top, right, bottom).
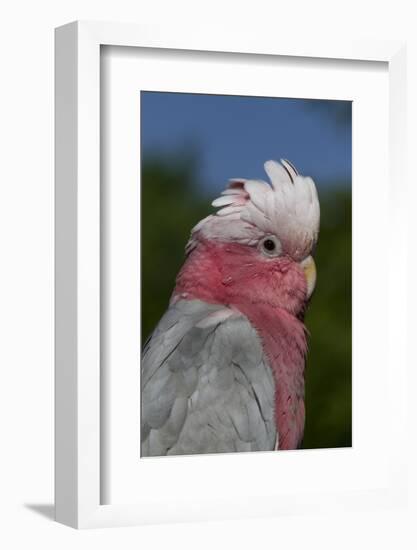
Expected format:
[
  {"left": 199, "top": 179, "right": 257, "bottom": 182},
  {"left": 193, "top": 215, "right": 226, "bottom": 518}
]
[{"left": 141, "top": 299, "right": 276, "bottom": 456}]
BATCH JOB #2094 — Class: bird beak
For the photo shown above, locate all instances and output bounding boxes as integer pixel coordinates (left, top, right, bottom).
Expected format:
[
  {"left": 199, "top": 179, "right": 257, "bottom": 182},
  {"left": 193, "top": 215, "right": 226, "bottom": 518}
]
[{"left": 300, "top": 255, "right": 317, "bottom": 299}]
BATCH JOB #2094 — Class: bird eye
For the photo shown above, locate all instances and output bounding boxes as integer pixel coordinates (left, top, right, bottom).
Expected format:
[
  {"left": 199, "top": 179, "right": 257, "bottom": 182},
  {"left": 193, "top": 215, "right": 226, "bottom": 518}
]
[
  {"left": 263, "top": 239, "right": 276, "bottom": 251},
  {"left": 258, "top": 236, "right": 282, "bottom": 257}
]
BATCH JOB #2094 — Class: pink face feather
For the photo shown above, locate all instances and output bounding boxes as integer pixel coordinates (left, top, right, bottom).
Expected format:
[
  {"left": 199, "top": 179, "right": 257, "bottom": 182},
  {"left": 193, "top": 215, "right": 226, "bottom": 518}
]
[{"left": 172, "top": 159, "right": 320, "bottom": 450}]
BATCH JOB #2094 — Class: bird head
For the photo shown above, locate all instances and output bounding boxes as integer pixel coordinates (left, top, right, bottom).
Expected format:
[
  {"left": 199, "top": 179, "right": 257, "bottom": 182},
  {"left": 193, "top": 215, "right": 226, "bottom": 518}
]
[{"left": 176, "top": 159, "right": 320, "bottom": 317}]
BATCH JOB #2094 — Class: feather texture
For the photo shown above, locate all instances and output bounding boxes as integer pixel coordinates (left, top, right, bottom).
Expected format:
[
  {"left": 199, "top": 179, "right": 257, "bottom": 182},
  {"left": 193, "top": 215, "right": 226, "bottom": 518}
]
[
  {"left": 188, "top": 159, "right": 320, "bottom": 261},
  {"left": 141, "top": 299, "right": 277, "bottom": 456}
]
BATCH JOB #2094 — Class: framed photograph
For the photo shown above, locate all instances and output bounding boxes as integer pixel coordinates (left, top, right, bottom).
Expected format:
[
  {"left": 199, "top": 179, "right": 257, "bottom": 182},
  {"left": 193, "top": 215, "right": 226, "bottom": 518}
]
[{"left": 55, "top": 21, "right": 407, "bottom": 528}]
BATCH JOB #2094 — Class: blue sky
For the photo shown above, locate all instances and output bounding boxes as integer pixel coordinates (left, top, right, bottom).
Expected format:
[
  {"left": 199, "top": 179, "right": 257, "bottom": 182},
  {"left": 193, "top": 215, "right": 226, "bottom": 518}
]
[{"left": 141, "top": 92, "right": 351, "bottom": 194}]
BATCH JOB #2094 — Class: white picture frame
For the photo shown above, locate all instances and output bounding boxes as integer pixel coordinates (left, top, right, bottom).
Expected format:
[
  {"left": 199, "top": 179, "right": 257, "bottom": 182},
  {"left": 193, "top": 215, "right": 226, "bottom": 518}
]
[{"left": 55, "top": 20, "right": 407, "bottom": 529}]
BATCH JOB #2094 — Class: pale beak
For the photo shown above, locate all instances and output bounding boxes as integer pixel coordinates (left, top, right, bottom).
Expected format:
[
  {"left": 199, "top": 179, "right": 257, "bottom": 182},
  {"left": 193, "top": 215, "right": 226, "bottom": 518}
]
[{"left": 300, "top": 255, "right": 317, "bottom": 299}]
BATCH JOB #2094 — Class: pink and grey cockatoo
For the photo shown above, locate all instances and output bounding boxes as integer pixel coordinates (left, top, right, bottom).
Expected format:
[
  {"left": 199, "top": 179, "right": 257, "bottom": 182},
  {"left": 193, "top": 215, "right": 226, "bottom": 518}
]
[{"left": 141, "top": 159, "right": 320, "bottom": 456}]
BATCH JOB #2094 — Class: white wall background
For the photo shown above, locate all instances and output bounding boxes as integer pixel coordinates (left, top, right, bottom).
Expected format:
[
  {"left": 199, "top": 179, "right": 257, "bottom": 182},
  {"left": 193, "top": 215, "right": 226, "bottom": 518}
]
[{"left": 0, "top": 0, "right": 416, "bottom": 548}]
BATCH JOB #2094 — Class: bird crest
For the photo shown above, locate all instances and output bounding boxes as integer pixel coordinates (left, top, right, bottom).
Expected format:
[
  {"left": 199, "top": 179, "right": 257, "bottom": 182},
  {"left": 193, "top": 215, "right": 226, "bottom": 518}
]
[{"left": 189, "top": 159, "right": 320, "bottom": 261}]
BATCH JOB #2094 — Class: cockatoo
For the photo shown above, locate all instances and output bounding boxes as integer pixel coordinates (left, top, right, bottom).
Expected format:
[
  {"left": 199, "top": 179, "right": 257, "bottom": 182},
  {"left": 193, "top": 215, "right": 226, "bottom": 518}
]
[{"left": 141, "top": 159, "right": 320, "bottom": 456}]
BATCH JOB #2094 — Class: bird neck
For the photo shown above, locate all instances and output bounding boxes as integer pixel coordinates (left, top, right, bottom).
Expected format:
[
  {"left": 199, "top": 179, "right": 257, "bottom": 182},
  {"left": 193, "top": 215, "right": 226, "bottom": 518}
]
[
  {"left": 173, "top": 240, "right": 308, "bottom": 450},
  {"left": 238, "top": 303, "right": 307, "bottom": 450}
]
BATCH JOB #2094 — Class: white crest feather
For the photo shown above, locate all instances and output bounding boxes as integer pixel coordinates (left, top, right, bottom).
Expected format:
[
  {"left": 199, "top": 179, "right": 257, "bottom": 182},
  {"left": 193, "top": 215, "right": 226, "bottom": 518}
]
[{"left": 189, "top": 159, "right": 320, "bottom": 261}]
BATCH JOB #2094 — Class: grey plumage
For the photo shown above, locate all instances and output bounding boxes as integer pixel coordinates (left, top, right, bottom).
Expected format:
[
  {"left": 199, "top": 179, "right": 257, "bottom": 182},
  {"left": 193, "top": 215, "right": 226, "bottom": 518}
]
[{"left": 141, "top": 299, "right": 276, "bottom": 456}]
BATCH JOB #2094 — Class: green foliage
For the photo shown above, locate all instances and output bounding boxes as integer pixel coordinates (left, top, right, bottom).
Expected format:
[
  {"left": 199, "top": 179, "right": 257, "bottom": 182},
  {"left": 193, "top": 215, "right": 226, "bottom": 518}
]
[
  {"left": 141, "top": 155, "right": 352, "bottom": 450},
  {"left": 141, "top": 154, "right": 209, "bottom": 340},
  {"left": 302, "top": 190, "right": 352, "bottom": 449}
]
